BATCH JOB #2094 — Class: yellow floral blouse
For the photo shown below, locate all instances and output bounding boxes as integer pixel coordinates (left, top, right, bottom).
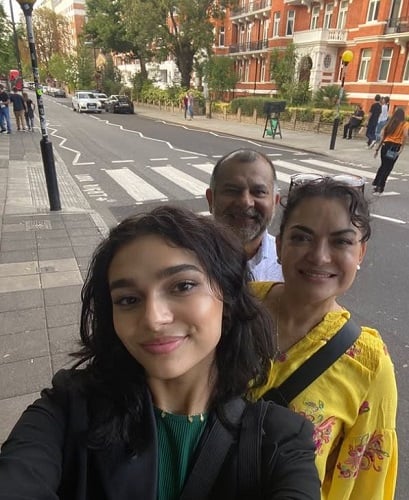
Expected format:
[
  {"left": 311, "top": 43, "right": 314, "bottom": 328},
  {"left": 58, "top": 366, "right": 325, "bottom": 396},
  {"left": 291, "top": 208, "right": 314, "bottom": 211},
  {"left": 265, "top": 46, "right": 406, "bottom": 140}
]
[{"left": 250, "top": 282, "right": 398, "bottom": 500}]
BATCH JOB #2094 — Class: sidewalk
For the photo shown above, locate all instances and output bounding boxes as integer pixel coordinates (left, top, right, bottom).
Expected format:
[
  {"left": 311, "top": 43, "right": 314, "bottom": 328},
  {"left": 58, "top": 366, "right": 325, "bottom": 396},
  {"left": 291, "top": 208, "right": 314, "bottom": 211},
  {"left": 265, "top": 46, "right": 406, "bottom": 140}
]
[
  {"left": 0, "top": 109, "right": 405, "bottom": 443},
  {"left": 0, "top": 130, "right": 108, "bottom": 443},
  {"left": 136, "top": 102, "right": 409, "bottom": 174}
]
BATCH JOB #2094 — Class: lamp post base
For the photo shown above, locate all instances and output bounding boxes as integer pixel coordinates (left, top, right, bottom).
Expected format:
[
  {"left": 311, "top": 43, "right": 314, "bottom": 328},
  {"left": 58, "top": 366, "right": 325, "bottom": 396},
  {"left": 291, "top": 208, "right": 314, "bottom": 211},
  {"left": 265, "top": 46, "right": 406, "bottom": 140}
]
[
  {"left": 329, "top": 117, "right": 340, "bottom": 150},
  {"left": 40, "top": 138, "right": 61, "bottom": 211}
]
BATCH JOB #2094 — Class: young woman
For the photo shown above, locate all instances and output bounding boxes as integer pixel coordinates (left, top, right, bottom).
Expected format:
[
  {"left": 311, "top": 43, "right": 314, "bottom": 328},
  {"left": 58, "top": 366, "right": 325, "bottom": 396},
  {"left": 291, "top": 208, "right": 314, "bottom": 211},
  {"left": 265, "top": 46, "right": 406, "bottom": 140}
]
[
  {"left": 0, "top": 206, "right": 320, "bottom": 499},
  {"left": 250, "top": 177, "right": 398, "bottom": 500},
  {"left": 373, "top": 107, "right": 409, "bottom": 193},
  {"left": 22, "top": 91, "right": 35, "bottom": 131}
]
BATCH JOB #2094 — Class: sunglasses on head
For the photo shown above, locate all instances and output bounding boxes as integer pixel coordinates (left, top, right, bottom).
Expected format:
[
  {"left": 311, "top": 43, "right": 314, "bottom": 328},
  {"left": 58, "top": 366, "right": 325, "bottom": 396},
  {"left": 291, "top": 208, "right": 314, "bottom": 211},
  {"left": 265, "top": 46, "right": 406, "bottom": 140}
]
[{"left": 289, "top": 173, "right": 366, "bottom": 192}]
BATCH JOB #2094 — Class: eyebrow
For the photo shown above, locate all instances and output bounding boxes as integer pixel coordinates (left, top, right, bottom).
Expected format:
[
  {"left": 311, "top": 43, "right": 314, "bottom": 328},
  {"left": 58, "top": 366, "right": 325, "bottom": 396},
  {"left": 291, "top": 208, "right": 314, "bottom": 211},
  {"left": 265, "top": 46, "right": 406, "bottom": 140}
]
[
  {"left": 290, "top": 224, "right": 358, "bottom": 236},
  {"left": 109, "top": 264, "right": 203, "bottom": 291}
]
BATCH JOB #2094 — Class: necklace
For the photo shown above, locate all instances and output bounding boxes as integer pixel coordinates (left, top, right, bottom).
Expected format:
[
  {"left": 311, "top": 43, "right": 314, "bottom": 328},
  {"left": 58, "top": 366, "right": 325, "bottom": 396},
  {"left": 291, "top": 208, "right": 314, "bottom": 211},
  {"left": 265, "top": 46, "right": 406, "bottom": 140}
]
[
  {"left": 274, "top": 295, "right": 286, "bottom": 362},
  {"left": 156, "top": 407, "right": 206, "bottom": 423}
]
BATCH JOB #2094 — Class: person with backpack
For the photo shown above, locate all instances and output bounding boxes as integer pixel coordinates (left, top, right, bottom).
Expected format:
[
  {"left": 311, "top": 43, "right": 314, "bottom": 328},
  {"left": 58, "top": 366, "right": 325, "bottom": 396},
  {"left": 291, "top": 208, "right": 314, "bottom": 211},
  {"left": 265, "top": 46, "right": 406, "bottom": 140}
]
[
  {"left": 22, "top": 92, "right": 35, "bottom": 131},
  {"left": 9, "top": 86, "right": 27, "bottom": 131},
  {"left": 0, "top": 206, "right": 320, "bottom": 499},
  {"left": 250, "top": 176, "right": 397, "bottom": 500}
]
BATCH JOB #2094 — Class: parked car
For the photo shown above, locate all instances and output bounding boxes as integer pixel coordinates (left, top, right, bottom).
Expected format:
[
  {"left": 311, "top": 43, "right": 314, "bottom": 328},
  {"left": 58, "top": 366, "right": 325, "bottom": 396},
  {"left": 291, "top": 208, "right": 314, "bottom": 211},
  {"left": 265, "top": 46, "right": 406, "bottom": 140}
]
[
  {"left": 105, "top": 95, "right": 134, "bottom": 114},
  {"left": 94, "top": 92, "right": 108, "bottom": 109},
  {"left": 52, "top": 88, "right": 66, "bottom": 98},
  {"left": 72, "top": 91, "right": 102, "bottom": 113}
]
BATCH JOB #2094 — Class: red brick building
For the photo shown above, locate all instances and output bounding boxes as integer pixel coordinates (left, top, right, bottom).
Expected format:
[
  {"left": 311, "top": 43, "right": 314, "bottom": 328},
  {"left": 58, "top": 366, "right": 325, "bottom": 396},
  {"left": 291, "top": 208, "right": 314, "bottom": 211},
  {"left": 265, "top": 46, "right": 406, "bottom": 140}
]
[{"left": 214, "top": 0, "right": 409, "bottom": 111}]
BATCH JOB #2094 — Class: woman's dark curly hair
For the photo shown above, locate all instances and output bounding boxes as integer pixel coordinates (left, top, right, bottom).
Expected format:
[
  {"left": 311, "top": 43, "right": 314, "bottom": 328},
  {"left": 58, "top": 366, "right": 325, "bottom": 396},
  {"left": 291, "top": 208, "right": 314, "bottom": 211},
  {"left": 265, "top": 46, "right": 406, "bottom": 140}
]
[
  {"left": 72, "top": 205, "right": 274, "bottom": 451},
  {"left": 280, "top": 177, "right": 371, "bottom": 242}
]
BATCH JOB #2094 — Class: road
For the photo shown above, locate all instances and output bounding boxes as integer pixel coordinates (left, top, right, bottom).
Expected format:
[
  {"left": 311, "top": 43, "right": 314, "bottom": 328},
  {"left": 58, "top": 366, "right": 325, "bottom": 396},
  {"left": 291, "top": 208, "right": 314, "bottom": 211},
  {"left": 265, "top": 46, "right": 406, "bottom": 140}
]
[{"left": 43, "top": 94, "right": 409, "bottom": 498}]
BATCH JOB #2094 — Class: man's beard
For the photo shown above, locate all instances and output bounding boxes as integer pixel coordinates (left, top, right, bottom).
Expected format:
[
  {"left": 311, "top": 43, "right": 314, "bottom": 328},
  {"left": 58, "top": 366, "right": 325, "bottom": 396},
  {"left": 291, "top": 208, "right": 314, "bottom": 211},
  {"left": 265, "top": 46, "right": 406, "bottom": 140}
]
[{"left": 221, "top": 208, "right": 268, "bottom": 244}]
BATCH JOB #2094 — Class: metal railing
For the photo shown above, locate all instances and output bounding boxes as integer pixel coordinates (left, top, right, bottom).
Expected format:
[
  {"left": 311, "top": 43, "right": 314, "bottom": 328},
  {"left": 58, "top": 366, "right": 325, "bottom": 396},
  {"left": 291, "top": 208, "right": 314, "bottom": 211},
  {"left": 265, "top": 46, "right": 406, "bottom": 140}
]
[
  {"left": 231, "top": 0, "right": 272, "bottom": 17},
  {"left": 229, "top": 39, "right": 269, "bottom": 53}
]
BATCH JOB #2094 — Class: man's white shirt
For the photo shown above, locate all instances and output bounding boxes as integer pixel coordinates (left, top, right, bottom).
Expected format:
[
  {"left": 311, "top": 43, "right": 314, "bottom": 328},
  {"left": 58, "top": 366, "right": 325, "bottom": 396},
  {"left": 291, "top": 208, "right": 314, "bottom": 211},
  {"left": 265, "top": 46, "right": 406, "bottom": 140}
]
[{"left": 247, "top": 230, "right": 283, "bottom": 281}]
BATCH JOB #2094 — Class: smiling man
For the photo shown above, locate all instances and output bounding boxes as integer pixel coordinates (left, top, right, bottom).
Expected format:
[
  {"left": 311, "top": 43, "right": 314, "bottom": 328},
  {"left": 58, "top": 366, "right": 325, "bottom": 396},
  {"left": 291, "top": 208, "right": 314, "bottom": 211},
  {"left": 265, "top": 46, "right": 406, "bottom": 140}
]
[{"left": 206, "top": 149, "right": 283, "bottom": 281}]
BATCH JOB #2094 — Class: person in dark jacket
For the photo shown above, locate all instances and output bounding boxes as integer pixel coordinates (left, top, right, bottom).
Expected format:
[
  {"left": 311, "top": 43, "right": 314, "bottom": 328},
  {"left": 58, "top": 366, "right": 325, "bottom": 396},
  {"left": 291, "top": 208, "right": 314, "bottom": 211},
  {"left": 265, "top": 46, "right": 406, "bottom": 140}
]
[
  {"left": 0, "top": 206, "right": 320, "bottom": 500},
  {"left": 342, "top": 104, "right": 364, "bottom": 139}
]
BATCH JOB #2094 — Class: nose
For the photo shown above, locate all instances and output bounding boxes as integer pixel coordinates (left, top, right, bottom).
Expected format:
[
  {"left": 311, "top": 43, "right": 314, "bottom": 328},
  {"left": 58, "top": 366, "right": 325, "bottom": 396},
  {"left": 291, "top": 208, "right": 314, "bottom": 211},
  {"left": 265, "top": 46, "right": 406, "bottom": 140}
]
[
  {"left": 237, "top": 190, "right": 255, "bottom": 209},
  {"left": 307, "top": 240, "right": 332, "bottom": 264},
  {"left": 143, "top": 294, "right": 173, "bottom": 331}
]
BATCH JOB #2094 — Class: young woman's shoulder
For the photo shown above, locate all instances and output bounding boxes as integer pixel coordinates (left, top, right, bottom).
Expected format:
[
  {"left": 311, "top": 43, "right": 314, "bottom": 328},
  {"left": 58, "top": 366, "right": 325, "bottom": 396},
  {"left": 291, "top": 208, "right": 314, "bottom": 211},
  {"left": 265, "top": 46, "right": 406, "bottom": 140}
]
[{"left": 353, "top": 326, "right": 394, "bottom": 373}]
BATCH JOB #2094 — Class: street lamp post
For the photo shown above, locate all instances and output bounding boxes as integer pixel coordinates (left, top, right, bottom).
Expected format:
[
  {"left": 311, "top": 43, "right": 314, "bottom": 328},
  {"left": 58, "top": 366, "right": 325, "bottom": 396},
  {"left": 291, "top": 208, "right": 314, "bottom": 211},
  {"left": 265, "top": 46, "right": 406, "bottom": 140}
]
[
  {"left": 16, "top": 0, "right": 61, "bottom": 211},
  {"left": 329, "top": 50, "right": 354, "bottom": 150}
]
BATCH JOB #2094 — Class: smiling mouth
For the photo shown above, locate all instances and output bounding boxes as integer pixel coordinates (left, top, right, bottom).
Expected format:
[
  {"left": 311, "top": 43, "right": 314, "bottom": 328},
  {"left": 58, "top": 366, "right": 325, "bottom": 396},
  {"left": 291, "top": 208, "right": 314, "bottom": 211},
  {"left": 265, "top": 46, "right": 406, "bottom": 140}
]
[
  {"left": 142, "top": 337, "right": 185, "bottom": 355},
  {"left": 301, "top": 270, "right": 336, "bottom": 279}
]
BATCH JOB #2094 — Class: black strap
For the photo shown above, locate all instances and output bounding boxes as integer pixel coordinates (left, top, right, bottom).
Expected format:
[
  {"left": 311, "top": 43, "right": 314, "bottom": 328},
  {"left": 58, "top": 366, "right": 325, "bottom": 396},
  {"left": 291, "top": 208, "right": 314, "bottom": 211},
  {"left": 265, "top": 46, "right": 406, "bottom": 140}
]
[
  {"left": 238, "top": 400, "right": 269, "bottom": 498},
  {"left": 180, "top": 399, "right": 246, "bottom": 500},
  {"left": 264, "top": 319, "right": 361, "bottom": 407}
]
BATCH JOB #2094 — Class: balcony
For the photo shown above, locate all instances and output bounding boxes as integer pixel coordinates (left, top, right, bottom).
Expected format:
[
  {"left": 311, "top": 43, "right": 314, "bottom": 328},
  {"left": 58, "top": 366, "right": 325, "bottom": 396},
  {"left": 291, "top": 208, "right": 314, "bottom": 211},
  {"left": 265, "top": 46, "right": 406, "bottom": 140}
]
[
  {"left": 293, "top": 28, "right": 347, "bottom": 45},
  {"left": 229, "top": 39, "right": 269, "bottom": 54},
  {"left": 230, "top": 0, "right": 272, "bottom": 20},
  {"left": 284, "top": 0, "right": 313, "bottom": 5},
  {"left": 383, "top": 17, "right": 409, "bottom": 52}
]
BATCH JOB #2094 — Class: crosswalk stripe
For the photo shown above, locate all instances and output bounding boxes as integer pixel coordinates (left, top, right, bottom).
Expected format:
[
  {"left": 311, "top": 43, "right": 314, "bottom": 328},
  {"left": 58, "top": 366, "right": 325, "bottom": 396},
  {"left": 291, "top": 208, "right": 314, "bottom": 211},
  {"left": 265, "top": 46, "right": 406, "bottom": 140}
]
[
  {"left": 151, "top": 165, "right": 208, "bottom": 197},
  {"left": 190, "top": 162, "right": 214, "bottom": 174},
  {"left": 105, "top": 168, "right": 167, "bottom": 203},
  {"left": 300, "top": 158, "right": 396, "bottom": 181}
]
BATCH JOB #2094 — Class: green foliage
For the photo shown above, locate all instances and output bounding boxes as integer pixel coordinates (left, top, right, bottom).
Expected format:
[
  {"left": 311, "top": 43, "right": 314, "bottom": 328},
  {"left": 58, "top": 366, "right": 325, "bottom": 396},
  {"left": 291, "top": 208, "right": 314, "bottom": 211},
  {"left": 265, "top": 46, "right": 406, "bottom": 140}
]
[
  {"left": 295, "top": 107, "right": 314, "bottom": 122},
  {"left": 313, "top": 85, "right": 348, "bottom": 108},
  {"left": 230, "top": 97, "right": 284, "bottom": 117},
  {"left": 203, "top": 56, "right": 239, "bottom": 100},
  {"left": 270, "top": 43, "right": 312, "bottom": 105},
  {"left": 0, "top": 4, "right": 17, "bottom": 79},
  {"left": 140, "top": 82, "right": 204, "bottom": 108}
]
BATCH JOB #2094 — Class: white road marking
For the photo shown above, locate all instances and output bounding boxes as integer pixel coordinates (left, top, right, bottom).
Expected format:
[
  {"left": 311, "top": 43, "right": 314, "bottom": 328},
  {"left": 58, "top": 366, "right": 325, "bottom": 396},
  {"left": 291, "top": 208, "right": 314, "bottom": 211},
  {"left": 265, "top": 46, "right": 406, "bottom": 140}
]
[
  {"left": 111, "top": 160, "right": 135, "bottom": 164},
  {"left": 151, "top": 166, "right": 208, "bottom": 197},
  {"left": 300, "top": 158, "right": 397, "bottom": 181},
  {"left": 180, "top": 156, "right": 199, "bottom": 159},
  {"left": 150, "top": 158, "right": 169, "bottom": 161},
  {"left": 105, "top": 168, "right": 167, "bottom": 203},
  {"left": 190, "top": 162, "right": 215, "bottom": 174},
  {"left": 372, "top": 213, "right": 406, "bottom": 224}
]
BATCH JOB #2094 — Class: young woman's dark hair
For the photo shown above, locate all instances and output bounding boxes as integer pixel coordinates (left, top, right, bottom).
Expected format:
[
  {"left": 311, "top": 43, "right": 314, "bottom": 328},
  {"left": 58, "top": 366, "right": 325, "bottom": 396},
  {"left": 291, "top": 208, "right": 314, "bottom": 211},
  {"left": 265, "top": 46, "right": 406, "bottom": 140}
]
[
  {"left": 280, "top": 178, "right": 371, "bottom": 242},
  {"left": 73, "top": 205, "right": 274, "bottom": 451},
  {"left": 383, "top": 107, "right": 405, "bottom": 137}
]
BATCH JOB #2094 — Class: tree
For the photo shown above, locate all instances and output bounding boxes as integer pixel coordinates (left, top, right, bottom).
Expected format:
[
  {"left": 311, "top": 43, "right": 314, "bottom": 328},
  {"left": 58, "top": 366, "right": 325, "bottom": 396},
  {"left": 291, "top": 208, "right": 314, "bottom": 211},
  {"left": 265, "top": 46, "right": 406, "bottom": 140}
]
[
  {"left": 0, "top": 3, "right": 16, "bottom": 79},
  {"left": 32, "top": 7, "right": 72, "bottom": 76},
  {"left": 85, "top": 0, "right": 237, "bottom": 89},
  {"left": 270, "top": 43, "right": 311, "bottom": 106},
  {"left": 203, "top": 56, "right": 239, "bottom": 100}
]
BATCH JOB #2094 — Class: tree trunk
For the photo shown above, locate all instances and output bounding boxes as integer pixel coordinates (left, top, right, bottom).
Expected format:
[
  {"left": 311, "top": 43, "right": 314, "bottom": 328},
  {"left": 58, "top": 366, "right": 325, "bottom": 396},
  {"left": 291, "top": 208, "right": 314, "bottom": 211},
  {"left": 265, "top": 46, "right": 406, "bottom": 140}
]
[{"left": 175, "top": 43, "right": 194, "bottom": 89}]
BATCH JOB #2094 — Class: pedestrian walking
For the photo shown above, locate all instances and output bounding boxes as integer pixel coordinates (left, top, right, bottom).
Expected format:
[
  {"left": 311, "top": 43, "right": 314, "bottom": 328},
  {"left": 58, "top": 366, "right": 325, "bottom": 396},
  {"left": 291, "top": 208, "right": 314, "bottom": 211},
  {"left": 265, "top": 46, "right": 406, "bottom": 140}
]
[
  {"left": 342, "top": 104, "right": 364, "bottom": 139},
  {"left": 0, "top": 206, "right": 320, "bottom": 499},
  {"left": 182, "top": 93, "right": 188, "bottom": 119},
  {"left": 9, "top": 87, "right": 27, "bottom": 131},
  {"left": 187, "top": 91, "right": 194, "bottom": 120},
  {"left": 373, "top": 107, "right": 409, "bottom": 193},
  {"left": 365, "top": 94, "right": 382, "bottom": 148},
  {"left": 0, "top": 84, "right": 12, "bottom": 134},
  {"left": 22, "top": 92, "right": 35, "bottom": 131},
  {"left": 375, "top": 96, "right": 390, "bottom": 144},
  {"left": 250, "top": 176, "right": 398, "bottom": 499}
]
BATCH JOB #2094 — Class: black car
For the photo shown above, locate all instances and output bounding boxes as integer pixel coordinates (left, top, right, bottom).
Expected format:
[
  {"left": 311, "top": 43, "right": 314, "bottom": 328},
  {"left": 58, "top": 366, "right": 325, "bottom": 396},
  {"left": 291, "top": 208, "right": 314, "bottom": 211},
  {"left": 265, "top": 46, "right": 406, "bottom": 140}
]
[{"left": 106, "top": 95, "right": 134, "bottom": 114}]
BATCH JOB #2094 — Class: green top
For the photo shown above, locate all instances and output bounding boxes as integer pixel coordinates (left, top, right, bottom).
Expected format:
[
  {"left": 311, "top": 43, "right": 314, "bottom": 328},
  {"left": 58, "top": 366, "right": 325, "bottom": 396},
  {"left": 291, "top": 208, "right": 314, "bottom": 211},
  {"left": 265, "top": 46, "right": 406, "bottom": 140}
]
[{"left": 154, "top": 408, "right": 208, "bottom": 500}]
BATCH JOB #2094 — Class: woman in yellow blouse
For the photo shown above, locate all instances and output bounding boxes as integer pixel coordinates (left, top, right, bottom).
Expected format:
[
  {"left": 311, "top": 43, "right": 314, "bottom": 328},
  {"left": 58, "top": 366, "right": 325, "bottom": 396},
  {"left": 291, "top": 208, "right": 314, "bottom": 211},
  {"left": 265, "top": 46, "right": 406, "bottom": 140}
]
[{"left": 250, "top": 175, "right": 397, "bottom": 499}]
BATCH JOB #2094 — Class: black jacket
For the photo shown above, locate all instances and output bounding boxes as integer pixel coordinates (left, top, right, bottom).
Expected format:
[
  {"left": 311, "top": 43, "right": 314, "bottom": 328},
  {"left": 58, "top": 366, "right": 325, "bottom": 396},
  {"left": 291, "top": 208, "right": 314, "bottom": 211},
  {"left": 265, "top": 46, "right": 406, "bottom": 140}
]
[{"left": 0, "top": 370, "right": 320, "bottom": 499}]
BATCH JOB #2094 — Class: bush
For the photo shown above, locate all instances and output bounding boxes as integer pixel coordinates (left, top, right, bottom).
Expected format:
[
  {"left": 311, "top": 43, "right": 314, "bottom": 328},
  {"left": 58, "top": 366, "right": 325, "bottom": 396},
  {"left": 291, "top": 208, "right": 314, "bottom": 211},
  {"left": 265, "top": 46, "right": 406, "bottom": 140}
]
[{"left": 230, "top": 97, "right": 287, "bottom": 117}]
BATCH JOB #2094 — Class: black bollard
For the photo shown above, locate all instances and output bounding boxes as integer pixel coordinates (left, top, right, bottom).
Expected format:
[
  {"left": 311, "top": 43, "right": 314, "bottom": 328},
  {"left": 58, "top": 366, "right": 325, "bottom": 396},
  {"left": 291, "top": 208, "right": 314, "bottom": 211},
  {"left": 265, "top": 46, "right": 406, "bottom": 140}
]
[
  {"left": 40, "top": 138, "right": 61, "bottom": 211},
  {"left": 329, "top": 117, "right": 340, "bottom": 150}
]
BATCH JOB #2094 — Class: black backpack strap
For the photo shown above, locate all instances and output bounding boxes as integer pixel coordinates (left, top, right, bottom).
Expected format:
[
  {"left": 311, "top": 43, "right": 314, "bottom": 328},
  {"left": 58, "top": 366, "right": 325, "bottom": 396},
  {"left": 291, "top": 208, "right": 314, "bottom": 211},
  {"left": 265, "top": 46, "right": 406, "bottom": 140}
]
[
  {"left": 180, "top": 398, "right": 246, "bottom": 500},
  {"left": 238, "top": 400, "right": 269, "bottom": 498},
  {"left": 264, "top": 319, "right": 361, "bottom": 406}
]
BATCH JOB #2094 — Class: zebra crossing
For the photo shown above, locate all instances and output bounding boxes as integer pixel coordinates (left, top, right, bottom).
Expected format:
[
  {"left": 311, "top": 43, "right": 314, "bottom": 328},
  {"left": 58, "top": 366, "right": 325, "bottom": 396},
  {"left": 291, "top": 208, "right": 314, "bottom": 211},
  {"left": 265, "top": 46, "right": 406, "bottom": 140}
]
[{"left": 77, "top": 155, "right": 400, "bottom": 210}]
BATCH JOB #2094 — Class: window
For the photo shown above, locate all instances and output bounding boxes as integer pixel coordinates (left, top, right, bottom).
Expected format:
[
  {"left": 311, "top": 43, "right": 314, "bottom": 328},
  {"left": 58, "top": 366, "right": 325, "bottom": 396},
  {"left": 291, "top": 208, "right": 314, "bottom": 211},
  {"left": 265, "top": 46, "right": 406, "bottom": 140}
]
[
  {"left": 358, "top": 49, "right": 372, "bottom": 80},
  {"left": 244, "top": 60, "right": 249, "bottom": 82},
  {"left": 246, "top": 22, "right": 252, "bottom": 44},
  {"left": 260, "top": 58, "right": 266, "bottom": 82},
  {"left": 219, "top": 26, "right": 225, "bottom": 46},
  {"left": 367, "top": 0, "right": 380, "bottom": 22},
  {"left": 239, "top": 24, "right": 246, "bottom": 44},
  {"left": 337, "top": 0, "right": 348, "bottom": 29},
  {"left": 378, "top": 48, "right": 393, "bottom": 81},
  {"left": 238, "top": 61, "right": 243, "bottom": 80},
  {"left": 311, "top": 6, "right": 320, "bottom": 30},
  {"left": 273, "top": 12, "right": 280, "bottom": 37},
  {"left": 262, "top": 19, "right": 269, "bottom": 40},
  {"left": 324, "top": 3, "right": 333, "bottom": 29},
  {"left": 286, "top": 10, "right": 295, "bottom": 36},
  {"left": 403, "top": 55, "right": 409, "bottom": 80}
]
